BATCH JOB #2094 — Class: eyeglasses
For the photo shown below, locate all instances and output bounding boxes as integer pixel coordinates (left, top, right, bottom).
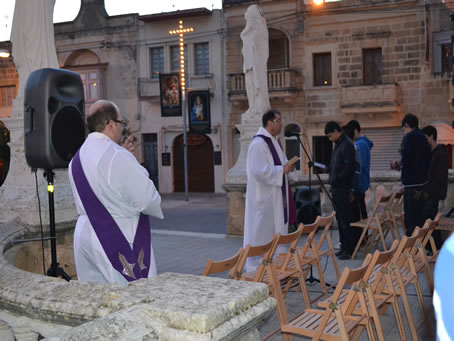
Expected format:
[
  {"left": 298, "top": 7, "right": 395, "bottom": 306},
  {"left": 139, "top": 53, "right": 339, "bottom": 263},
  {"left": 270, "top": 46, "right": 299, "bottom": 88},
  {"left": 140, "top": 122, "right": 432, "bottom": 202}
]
[
  {"left": 272, "top": 119, "right": 282, "bottom": 123},
  {"left": 112, "top": 119, "right": 126, "bottom": 126}
]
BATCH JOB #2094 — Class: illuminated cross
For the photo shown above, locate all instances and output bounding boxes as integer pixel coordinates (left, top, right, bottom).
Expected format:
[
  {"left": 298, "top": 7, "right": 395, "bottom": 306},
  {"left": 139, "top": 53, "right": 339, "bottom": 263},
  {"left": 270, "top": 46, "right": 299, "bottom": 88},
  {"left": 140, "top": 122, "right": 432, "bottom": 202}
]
[{"left": 169, "top": 20, "right": 194, "bottom": 94}]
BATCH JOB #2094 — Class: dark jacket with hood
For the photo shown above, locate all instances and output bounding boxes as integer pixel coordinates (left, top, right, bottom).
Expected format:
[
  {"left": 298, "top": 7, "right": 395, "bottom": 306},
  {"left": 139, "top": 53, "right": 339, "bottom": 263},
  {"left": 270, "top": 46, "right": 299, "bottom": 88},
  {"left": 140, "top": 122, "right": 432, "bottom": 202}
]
[
  {"left": 329, "top": 133, "right": 356, "bottom": 191},
  {"left": 401, "top": 129, "right": 431, "bottom": 188}
]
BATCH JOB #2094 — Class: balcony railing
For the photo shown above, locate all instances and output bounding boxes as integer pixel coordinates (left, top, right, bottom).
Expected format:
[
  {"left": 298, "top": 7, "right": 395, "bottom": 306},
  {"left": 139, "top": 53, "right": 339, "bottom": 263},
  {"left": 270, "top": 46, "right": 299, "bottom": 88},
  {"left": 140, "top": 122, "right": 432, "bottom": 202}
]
[
  {"left": 340, "top": 83, "right": 401, "bottom": 115},
  {"left": 228, "top": 69, "right": 301, "bottom": 96},
  {"left": 138, "top": 74, "right": 215, "bottom": 98}
]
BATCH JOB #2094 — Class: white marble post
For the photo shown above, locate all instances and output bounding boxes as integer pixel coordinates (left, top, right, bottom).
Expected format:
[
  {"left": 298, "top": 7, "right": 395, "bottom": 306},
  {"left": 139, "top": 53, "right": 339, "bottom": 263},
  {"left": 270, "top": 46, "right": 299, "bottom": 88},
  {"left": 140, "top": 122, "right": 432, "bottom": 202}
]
[
  {"left": 225, "top": 5, "right": 270, "bottom": 234},
  {"left": 0, "top": 0, "right": 76, "bottom": 226}
]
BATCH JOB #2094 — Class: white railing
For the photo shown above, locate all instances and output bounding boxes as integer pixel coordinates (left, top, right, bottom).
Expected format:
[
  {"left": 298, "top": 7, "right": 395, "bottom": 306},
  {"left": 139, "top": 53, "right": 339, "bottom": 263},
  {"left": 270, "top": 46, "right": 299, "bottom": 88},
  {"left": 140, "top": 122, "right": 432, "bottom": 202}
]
[{"left": 228, "top": 69, "right": 300, "bottom": 94}]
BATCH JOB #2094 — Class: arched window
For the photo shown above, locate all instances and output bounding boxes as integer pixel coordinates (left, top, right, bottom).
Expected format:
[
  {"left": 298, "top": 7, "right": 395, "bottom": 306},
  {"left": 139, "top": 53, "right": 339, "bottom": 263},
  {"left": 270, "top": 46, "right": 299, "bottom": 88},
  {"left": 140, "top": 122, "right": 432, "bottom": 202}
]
[
  {"left": 284, "top": 124, "right": 300, "bottom": 170},
  {"left": 268, "top": 29, "right": 289, "bottom": 70}
]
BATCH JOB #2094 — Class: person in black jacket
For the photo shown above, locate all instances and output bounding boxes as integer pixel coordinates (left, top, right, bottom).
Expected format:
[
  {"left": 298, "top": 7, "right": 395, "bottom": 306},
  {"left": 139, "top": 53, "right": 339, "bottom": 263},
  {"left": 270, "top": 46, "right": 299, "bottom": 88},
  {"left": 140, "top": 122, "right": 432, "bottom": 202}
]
[
  {"left": 325, "top": 121, "right": 360, "bottom": 259},
  {"left": 399, "top": 114, "right": 431, "bottom": 237},
  {"left": 422, "top": 125, "right": 448, "bottom": 249}
]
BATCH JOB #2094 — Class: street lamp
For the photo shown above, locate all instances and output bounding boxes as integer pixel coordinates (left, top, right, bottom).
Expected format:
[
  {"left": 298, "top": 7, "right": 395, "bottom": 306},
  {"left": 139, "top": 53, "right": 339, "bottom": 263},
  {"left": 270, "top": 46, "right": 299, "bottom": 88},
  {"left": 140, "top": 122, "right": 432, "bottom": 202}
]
[{"left": 169, "top": 20, "right": 194, "bottom": 201}]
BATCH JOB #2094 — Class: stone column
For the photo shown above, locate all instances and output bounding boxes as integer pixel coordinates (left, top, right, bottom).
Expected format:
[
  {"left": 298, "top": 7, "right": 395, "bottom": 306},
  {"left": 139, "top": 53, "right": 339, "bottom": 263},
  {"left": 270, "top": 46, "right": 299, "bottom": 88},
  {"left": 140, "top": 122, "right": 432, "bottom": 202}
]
[
  {"left": 224, "top": 4, "right": 269, "bottom": 236},
  {"left": 0, "top": 0, "right": 77, "bottom": 227}
]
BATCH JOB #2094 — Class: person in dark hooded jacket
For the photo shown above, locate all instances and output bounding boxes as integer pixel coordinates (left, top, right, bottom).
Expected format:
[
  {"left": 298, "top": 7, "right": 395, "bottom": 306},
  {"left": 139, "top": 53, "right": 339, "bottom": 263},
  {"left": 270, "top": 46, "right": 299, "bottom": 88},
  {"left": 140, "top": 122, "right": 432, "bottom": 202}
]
[{"left": 325, "top": 121, "right": 361, "bottom": 259}]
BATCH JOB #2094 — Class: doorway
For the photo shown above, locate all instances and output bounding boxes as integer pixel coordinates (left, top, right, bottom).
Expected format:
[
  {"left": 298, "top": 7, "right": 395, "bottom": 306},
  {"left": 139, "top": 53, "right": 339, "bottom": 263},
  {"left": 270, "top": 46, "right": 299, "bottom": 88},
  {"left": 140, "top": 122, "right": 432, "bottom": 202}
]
[{"left": 173, "top": 134, "right": 214, "bottom": 192}]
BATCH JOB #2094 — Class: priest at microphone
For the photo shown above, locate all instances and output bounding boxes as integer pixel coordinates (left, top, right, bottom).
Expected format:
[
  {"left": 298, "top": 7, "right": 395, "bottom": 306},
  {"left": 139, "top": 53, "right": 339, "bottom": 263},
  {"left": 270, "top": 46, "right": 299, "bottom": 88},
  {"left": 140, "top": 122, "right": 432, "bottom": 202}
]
[{"left": 243, "top": 109, "right": 297, "bottom": 271}]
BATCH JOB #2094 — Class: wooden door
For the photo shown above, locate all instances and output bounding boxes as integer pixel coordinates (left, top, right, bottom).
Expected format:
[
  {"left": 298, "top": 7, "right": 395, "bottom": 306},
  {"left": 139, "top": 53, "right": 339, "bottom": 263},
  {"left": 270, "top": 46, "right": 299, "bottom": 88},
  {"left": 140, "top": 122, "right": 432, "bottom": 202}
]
[{"left": 173, "top": 134, "right": 214, "bottom": 192}]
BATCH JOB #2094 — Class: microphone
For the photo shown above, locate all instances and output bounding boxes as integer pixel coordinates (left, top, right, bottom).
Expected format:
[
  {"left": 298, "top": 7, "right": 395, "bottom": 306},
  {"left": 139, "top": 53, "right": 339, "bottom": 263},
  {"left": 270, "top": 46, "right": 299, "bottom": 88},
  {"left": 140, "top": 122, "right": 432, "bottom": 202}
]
[{"left": 284, "top": 130, "right": 303, "bottom": 138}]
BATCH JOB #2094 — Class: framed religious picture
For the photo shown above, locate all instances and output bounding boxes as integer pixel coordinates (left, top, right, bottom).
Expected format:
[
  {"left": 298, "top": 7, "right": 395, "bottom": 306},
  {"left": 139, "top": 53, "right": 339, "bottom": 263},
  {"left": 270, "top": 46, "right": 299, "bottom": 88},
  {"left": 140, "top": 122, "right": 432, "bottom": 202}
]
[
  {"left": 188, "top": 90, "right": 211, "bottom": 134},
  {"left": 159, "top": 73, "right": 182, "bottom": 117}
]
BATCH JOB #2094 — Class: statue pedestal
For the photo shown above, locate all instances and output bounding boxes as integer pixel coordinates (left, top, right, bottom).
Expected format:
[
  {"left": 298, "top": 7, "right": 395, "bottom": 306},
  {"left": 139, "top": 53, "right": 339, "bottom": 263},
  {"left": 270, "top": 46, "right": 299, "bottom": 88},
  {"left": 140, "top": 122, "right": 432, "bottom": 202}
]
[
  {"left": 225, "top": 115, "right": 261, "bottom": 236},
  {"left": 0, "top": 97, "right": 76, "bottom": 229}
]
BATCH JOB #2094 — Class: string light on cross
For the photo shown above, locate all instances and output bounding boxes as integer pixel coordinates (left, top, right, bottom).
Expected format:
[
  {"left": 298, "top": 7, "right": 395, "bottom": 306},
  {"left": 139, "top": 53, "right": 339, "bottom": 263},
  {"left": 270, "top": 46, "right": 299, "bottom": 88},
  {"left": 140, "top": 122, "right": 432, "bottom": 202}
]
[{"left": 169, "top": 21, "right": 194, "bottom": 93}]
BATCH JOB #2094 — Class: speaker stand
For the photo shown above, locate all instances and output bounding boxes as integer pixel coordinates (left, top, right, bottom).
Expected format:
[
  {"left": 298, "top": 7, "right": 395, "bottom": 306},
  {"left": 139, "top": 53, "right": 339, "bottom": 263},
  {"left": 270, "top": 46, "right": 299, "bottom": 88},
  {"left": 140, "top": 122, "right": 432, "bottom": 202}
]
[{"left": 44, "top": 170, "right": 71, "bottom": 281}]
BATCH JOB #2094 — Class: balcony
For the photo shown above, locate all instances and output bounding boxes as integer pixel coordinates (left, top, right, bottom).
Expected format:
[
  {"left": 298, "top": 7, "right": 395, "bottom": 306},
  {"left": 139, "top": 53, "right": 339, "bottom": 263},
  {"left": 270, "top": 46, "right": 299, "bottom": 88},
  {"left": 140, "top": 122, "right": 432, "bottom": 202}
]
[
  {"left": 228, "top": 69, "right": 302, "bottom": 100},
  {"left": 139, "top": 74, "right": 215, "bottom": 100},
  {"left": 340, "top": 83, "right": 401, "bottom": 116}
]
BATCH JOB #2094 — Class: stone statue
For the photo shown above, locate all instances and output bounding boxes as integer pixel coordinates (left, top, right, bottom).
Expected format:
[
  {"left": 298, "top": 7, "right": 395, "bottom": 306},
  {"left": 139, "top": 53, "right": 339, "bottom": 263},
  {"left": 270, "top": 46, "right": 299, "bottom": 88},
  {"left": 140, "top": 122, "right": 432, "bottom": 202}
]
[
  {"left": 10, "top": 0, "right": 59, "bottom": 100},
  {"left": 240, "top": 5, "right": 270, "bottom": 120}
]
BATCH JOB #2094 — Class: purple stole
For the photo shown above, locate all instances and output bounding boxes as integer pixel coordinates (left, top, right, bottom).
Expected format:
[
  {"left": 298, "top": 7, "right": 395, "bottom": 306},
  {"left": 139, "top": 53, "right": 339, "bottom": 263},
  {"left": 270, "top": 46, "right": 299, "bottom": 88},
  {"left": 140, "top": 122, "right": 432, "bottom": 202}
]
[
  {"left": 71, "top": 151, "right": 151, "bottom": 282},
  {"left": 255, "top": 135, "right": 296, "bottom": 225}
]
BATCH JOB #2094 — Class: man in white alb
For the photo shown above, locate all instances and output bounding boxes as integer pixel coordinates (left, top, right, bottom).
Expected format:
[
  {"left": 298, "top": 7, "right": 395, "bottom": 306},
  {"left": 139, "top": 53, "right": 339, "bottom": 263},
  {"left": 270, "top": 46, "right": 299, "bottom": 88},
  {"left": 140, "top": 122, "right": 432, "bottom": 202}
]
[
  {"left": 69, "top": 100, "right": 163, "bottom": 284},
  {"left": 243, "top": 110, "right": 296, "bottom": 271}
]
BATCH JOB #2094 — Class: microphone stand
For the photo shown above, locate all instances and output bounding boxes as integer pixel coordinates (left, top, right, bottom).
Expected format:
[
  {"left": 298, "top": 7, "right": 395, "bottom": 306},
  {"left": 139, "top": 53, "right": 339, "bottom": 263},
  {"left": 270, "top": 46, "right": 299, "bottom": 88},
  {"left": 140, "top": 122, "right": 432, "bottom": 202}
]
[{"left": 295, "top": 134, "right": 335, "bottom": 287}]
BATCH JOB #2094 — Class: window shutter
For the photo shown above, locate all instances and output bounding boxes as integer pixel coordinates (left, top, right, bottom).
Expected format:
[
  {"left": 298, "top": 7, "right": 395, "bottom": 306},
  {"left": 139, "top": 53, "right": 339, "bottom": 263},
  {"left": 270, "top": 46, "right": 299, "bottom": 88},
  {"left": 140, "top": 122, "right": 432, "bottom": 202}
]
[{"left": 362, "top": 128, "right": 404, "bottom": 172}]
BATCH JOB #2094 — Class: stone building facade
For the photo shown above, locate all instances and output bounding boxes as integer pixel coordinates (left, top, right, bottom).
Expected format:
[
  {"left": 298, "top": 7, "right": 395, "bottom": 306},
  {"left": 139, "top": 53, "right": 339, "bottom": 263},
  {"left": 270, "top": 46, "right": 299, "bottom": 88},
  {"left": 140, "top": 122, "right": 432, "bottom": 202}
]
[
  {"left": 0, "top": 0, "right": 228, "bottom": 195},
  {"left": 136, "top": 9, "right": 227, "bottom": 193},
  {"left": 224, "top": 0, "right": 454, "bottom": 174}
]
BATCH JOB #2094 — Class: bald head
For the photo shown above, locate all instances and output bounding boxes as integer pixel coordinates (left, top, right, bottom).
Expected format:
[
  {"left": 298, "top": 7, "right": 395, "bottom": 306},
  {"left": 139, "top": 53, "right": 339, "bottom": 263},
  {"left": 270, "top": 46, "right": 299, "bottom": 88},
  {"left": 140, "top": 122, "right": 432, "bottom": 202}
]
[{"left": 87, "top": 100, "right": 120, "bottom": 133}]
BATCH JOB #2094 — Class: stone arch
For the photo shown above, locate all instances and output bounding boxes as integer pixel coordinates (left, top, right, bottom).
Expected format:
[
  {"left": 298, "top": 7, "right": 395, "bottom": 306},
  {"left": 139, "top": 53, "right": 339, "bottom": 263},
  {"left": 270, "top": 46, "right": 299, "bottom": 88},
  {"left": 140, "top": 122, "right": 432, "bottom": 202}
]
[
  {"left": 63, "top": 49, "right": 101, "bottom": 67},
  {"left": 268, "top": 28, "right": 290, "bottom": 70}
]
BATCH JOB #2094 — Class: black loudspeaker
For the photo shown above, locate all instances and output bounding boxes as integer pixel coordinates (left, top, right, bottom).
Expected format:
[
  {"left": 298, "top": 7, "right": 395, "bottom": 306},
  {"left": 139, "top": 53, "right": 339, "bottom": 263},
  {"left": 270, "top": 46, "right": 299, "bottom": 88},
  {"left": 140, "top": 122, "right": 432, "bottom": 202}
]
[
  {"left": 24, "top": 68, "right": 85, "bottom": 169},
  {"left": 294, "top": 186, "right": 321, "bottom": 225}
]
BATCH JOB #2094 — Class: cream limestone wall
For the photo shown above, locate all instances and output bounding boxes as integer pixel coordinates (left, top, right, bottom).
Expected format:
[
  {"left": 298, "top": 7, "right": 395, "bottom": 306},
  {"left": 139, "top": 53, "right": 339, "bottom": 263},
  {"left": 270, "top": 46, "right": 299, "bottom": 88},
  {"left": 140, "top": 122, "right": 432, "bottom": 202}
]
[{"left": 137, "top": 10, "right": 227, "bottom": 193}]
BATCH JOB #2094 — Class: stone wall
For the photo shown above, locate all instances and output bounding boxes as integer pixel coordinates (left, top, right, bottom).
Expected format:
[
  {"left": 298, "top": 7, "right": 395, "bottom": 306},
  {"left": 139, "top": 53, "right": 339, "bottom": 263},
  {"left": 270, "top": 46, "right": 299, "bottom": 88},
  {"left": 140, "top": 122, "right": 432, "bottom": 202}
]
[{"left": 0, "top": 221, "right": 275, "bottom": 340}]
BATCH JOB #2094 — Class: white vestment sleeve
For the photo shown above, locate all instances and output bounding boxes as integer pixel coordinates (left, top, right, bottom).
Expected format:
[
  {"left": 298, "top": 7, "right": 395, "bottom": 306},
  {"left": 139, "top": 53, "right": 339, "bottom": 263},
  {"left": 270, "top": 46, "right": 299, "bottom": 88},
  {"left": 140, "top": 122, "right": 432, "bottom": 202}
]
[
  {"left": 108, "top": 150, "right": 164, "bottom": 219},
  {"left": 248, "top": 141, "right": 283, "bottom": 187}
]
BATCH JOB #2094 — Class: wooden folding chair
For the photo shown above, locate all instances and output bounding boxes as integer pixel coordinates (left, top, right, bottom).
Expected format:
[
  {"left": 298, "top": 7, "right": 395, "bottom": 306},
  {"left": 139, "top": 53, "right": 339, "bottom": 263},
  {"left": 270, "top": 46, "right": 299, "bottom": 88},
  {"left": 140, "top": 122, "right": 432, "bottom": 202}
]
[
  {"left": 274, "top": 217, "right": 331, "bottom": 305},
  {"left": 408, "top": 220, "right": 436, "bottom": 294},
  {"left": 317, "top": 241, "right": 404, "bottom": 341},
  {"left": 201, "top": 247, "right": 243, "bottom": 278},
  {"left": 382, "top": 228, "right": 432, "bottom": 340},
  {"left": 388, "top": 191, "right": 404, "bottom": 237},
  {"left": 436, "top": 215, "right": 454, "bottom": 237},
  {"left": 351, "top": 193, "right": 395, "bottom": 260},
  {"left": 311, "top": 211, "right": 341, "bottom": 284},
  {"left": 386, "top": 191, "right": 404, "bottom": 241},
  {"left": 419, "top": 214, "right": 441, "bottom": 265},
  {"left": 235, "top": 236, "right": 293, "bottom": 341},
  {"left": 281, "top": 255, "right": 376, "bottom": 341}
]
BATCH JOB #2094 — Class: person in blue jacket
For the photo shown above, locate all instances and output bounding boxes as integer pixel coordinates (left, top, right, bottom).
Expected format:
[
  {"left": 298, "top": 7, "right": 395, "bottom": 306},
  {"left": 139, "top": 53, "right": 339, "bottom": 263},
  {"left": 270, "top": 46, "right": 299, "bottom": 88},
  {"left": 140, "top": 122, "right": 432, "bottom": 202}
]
[{"left": 347, "top": 120, "right": 373, "bottom": 220}]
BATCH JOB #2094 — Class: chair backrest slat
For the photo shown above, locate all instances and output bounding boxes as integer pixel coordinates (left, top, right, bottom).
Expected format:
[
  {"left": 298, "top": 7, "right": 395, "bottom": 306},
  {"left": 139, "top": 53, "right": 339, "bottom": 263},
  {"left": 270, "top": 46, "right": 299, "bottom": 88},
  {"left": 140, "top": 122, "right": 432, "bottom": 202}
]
[{"left": 202, "top": 248, "right": 243, "bottom": 277}]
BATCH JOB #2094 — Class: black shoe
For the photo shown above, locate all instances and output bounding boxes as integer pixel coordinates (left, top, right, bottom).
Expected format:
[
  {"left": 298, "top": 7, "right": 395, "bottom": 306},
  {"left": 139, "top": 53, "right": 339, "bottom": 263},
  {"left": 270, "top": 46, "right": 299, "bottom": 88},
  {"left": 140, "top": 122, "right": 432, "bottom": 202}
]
[
  {"left": 337, "top": 251, "right": 352, "bottom": 260},
  {"left": 335, "top": 250, "right": 343, "bottom": 257}
]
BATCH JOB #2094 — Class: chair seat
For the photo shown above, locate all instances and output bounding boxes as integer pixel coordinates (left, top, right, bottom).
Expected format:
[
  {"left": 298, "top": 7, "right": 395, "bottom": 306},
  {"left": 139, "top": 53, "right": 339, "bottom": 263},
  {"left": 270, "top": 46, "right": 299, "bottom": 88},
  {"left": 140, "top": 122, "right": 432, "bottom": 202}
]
[
  {"left": 351, "top": 218, "right": 391, "bottom": 230},
  {"left": 242, "top": 268, "right": 298, "bottom": 284},
  {"left": 317, "top": 290, "right": 392, "bottom": 313},
  {"left": 437, "top": 217, "right": 454, "bottom": 231},
  {"left": 282, "top": 309, "right": 363, "bottom": 338}
]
